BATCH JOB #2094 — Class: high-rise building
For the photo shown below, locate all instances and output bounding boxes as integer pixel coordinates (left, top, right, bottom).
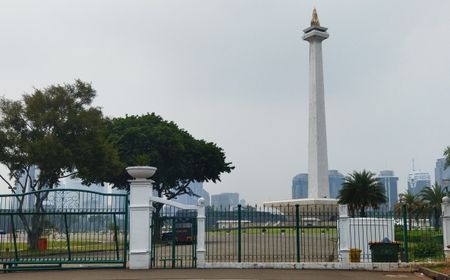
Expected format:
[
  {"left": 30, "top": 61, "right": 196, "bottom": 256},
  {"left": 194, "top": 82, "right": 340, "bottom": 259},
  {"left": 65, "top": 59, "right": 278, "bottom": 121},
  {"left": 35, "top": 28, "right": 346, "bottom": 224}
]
[
  {"left": 377, "top": 170, "right": 398, "bottom": 210},
  {"left": 14, "top": 165, "right": 39, "bottom": 209},
  {"left": 328, "top": 170, "right": 345, "bottom": 199},
  {"left": 211, "top": 192, "right": 239, "bottom": 209},
  {"left": 14, "top": 165, "right": 38, "bottom": 193},
  {"left": 292, "top": 173, "right": 308, "bottom": 199},
  {"left": 175, "top": 181, "right": 210, "bottom": 206},
  {"left": 435, "top": 158, "right": 450, "bottom": 188},
  {"left": 407, "top": 171, "right": 431, "bottom": 195},
  {"left": 292, "top": 170, "right": 344, "bottom": 199}
]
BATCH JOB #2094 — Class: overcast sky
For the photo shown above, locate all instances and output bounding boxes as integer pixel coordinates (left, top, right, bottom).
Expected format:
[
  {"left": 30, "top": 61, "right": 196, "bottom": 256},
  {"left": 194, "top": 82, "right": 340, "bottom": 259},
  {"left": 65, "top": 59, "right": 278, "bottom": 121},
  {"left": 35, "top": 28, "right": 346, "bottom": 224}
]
[{"left": 1, "top": 1, "right": 449, "bottom": 205}]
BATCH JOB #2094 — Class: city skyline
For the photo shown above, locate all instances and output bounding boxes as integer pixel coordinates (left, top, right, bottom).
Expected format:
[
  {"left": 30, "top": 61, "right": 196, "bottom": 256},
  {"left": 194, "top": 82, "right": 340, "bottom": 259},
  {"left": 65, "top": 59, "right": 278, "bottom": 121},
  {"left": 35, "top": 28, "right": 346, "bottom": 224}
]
[
  {"left": 291, "top": 169, "right": 399, "bottom": 209},
  {"left": 0, "top": 1, "right": 449, "bottom": 205}
]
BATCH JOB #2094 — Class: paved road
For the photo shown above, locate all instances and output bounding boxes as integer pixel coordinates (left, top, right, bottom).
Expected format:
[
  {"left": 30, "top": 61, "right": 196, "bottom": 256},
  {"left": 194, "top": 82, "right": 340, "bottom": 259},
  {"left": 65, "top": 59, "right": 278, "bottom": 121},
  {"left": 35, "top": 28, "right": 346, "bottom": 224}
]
[{"left": 0, "top": 269, "right": 430, "bottom": 280}]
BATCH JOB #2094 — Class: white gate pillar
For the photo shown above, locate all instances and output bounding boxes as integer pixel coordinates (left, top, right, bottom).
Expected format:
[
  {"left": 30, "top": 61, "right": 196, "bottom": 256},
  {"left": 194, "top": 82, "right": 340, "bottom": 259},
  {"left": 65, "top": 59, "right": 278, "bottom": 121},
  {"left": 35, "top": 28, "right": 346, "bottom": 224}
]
[
  {"left": 127, "top": 166, "right": 156, "bottom": 269},
  {"left": 338, "top": 204, "right": 351, "bottom": 263},
  {"left": 442, "top": 196, "right": 450, "bottom": 260},
  {"left": 196, "top": 197, "right": 206, "bottom": 267}
]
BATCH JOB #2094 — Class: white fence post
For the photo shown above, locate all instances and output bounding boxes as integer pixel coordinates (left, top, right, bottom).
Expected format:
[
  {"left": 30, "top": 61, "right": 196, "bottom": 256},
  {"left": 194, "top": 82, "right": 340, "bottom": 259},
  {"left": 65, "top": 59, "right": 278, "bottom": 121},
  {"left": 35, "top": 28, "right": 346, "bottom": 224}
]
[
  {"left": 442, "top": 196, "right": 450, "bottom": 261},
  {"left": 127, "top": 166, "right": 156, "bottom": 269},
  {"left": 338, "top": 204, "right": 351, "bottom": 264},
  {"left": 196, "top": 197, "right": 206, "bottom": 268}
]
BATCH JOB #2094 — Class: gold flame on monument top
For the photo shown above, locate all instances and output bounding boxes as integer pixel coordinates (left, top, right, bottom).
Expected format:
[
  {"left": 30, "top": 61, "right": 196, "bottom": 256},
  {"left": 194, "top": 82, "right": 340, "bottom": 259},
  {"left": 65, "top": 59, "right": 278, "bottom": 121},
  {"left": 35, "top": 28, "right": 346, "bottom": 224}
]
[{"left": 311, "top": 8, "right": 320, "bottom": 26}]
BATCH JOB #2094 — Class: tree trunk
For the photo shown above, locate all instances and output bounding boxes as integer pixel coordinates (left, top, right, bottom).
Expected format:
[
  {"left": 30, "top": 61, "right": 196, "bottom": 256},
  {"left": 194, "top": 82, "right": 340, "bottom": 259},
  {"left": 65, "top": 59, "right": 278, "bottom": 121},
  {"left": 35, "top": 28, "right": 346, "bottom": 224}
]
[
  {"left": 25, "top": 215, "right": 44, "bottom": 250},
  {"left": 434, "top": 210, "right": 440, "bottom": 230},
  {"left": 24, "top": 193, "right": 46, "bottom": 250}
]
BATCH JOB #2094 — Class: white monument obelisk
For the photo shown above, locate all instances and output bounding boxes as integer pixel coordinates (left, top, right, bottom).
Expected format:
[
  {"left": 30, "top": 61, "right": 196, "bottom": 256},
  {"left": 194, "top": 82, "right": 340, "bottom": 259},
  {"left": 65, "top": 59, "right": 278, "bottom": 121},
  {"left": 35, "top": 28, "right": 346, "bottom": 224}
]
[
  {"left": 263, "top": 8, "right": 336, "bottom": 209},
  {"left": 303, "top": 8, "right": 330, "bottom": 199}
]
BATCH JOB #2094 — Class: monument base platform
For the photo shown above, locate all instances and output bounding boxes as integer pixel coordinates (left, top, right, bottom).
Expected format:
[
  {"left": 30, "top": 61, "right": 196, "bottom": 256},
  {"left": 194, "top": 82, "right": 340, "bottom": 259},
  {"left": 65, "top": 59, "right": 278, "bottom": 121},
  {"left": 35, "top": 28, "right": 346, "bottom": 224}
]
[{"left": 263, "top": 198, "right": 338, "bottom": 212}]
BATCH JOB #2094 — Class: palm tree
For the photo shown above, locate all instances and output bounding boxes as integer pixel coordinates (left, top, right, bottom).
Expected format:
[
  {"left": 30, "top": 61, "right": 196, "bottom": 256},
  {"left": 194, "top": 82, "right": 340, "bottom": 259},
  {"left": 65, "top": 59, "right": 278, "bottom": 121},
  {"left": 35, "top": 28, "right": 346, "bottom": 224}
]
[
  {"left": 337, "top": 170, "right": 387, "bottom": 217},
  {"left": 420, "top": 183, "right": 446, "bottom": 230},
  {"left": 395, "top": 191, "right": 424, "bottom": 230}
]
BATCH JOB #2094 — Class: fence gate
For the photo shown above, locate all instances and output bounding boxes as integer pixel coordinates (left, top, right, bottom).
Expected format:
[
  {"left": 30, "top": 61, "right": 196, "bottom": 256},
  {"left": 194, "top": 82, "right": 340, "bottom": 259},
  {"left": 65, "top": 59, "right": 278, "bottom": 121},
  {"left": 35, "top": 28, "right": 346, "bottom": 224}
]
[
  {"left": 151, "top": 205, "right": 197, "bottom": 268},
  {"left": 0, "top": 189, "right": 128, "bottom": 271}
]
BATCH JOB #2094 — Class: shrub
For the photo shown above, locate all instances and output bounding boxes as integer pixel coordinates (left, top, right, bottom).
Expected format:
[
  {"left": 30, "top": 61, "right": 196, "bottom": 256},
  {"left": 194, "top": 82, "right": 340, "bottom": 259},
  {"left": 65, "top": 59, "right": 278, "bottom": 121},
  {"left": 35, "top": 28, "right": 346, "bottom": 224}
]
[{"left": 413, "top": 242, "right": 443, "bottom": 259}]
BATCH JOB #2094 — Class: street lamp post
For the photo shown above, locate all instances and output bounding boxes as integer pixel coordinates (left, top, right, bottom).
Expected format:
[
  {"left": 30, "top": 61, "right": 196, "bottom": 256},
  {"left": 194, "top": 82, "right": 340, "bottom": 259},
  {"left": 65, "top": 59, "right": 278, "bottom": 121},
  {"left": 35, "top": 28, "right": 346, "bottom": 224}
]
[{"left": 399, "top": 193, "right": 409, "bottom": 262}]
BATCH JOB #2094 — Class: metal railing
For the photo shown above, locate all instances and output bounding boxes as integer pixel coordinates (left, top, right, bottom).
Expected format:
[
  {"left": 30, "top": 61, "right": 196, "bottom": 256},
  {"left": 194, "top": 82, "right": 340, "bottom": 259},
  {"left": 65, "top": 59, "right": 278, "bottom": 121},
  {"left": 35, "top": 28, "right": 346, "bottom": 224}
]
[
  {"left": 0, "top": 189, "right": 128, "bottom": 270},
  {"left": 1, "top": 188, "right": 445, "bottom": 269},
  {"left": 205, "top": 204, "right": 338, "bottom": 263},
  {"left": 204, "top": 204, "right": 444, "bottom": 264}
]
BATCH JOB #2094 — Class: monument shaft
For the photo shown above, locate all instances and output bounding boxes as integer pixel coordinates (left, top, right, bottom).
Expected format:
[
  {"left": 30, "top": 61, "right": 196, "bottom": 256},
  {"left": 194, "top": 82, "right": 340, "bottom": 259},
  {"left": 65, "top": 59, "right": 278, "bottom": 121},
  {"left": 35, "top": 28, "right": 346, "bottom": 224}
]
[{"left": 303, "top": 10, "right": 330, "bottom": 199}]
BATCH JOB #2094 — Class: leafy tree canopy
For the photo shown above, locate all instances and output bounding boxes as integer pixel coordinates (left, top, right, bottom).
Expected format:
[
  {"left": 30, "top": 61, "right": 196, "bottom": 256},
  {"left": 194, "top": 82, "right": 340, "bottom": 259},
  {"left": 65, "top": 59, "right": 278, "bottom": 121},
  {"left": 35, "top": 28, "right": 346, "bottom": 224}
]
[
  {"left": 105, "top": 113, "right": 234, "bottom": 199},
  {"left": 445, "top": 146, "right": 450, "bottom": 168},
  {"left": 0, "top": 80, "right": 123, "bottom": 192},
  {"left": 337, "top": 170, "right": 387, "bottom": 217}
]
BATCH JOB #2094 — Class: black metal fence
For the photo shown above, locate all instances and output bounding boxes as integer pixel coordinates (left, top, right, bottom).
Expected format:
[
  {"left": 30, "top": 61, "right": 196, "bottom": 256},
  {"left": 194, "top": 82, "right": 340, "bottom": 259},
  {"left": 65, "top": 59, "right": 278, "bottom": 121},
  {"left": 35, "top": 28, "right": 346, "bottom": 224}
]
[
  {"left": 0, "top": 189, "right": 128, "bottom": 270},
  {"left": 0, "top": 189, "right": 445, "bottom": 269},
  {"left": 205, "top": 204, "right": 338, "bottom": 263},
  {"left": 204, "top": 204, "right": 444, "bottom": 264}
]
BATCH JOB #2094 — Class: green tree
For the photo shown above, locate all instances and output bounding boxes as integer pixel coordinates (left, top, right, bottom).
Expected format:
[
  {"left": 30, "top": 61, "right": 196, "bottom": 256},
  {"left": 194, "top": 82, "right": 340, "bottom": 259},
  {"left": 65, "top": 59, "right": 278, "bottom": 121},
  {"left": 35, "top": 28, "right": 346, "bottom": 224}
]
[
  {"left": 105, "top": 113, "right": 233, "bottom": 198},
  {"left": 445, "top": 146, "right": 450, "bottom": 168},
  {"left": 420, "top": 183, "right": 445, "bottom": 230},
  {"left": 0, "top": 80, "right": 122, "bottom": 249},
  {"left": 337, "top": 170, "right": 387, "bottom": 217}
]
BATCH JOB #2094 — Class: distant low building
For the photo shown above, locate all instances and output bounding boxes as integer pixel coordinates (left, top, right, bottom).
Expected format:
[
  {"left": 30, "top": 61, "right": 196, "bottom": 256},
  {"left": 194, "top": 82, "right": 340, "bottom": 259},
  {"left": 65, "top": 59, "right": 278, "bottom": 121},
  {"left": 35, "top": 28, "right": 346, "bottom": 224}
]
[{"left": 211, "top": 192, "right": 239, "bottom": 209}]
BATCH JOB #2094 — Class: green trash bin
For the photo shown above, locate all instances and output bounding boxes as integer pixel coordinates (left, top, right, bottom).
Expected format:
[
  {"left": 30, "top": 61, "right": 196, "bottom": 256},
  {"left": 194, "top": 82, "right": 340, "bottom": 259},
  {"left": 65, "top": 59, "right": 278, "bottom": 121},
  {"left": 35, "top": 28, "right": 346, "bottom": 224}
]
[{"left": 369, "top": 242, "right": 399, "bottom": 262}]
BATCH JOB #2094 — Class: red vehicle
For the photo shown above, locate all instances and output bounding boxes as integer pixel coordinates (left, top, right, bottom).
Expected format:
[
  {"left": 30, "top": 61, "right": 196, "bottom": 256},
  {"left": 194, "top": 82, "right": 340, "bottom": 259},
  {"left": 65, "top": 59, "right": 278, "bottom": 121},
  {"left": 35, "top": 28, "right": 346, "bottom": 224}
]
[{"left": 161, "top": 219, "right": 195, "bottom": 245}]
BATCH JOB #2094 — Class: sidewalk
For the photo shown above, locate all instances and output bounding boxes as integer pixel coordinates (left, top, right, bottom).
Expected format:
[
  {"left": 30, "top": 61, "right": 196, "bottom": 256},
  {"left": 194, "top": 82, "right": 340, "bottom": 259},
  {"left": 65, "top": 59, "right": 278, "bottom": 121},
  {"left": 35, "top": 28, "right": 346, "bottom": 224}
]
[{"left": 0, "top": 269, "right": 429, "bottom": 280}]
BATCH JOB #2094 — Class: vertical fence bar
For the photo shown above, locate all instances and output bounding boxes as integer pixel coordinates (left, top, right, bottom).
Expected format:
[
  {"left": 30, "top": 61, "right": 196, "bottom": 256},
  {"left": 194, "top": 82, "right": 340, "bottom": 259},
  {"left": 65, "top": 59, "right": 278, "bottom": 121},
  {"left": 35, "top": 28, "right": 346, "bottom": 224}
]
[
  {"left": 64, "top": 213, "right": 72, "bottom": 260},
  {"left": 192, "top": 217, "right": 197, "bottom": 268},
  {"left": 113, "top": 214, "right": 120, "bottom": 260},
  {"left": 171, "top": 217, "right": 176, "bottom": 268},
  {"left": 150, "top": 215, "right": 155, "bottom": 268},
  {"left": 295, "top": 205, "right": 300, "bottom": 262},
  {"left": 401, "top": 203, "right": 409, "bottom": 262},
  {"left": 10, "top": 214, "right": 18, "bottom": 262},
  {"left": 237, "top": 204, "right": 242, "bottom": 263}
]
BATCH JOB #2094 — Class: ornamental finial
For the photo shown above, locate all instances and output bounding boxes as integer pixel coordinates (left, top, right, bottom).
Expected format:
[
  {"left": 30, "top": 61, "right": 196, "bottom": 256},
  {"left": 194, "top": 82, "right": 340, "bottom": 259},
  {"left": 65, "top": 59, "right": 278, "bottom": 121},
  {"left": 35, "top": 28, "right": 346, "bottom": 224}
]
[{"left": 311, "top": 7, "right": 320, "bottom": 27}]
